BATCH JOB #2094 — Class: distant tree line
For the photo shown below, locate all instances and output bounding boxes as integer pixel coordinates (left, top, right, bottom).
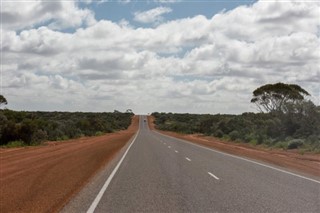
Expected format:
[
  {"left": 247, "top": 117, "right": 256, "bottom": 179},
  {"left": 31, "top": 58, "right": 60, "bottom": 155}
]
[
  {"left": 0, "top": 109, "right": 134, "bottom": 146},
  {"left": 152, "top": 83, "right": 320, "bottom": 152}
]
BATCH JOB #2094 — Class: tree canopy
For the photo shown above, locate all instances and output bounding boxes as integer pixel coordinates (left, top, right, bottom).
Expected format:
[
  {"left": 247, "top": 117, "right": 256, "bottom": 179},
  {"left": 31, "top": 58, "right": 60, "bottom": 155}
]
[
  {"left": 0, "top": 95, "right": 7, "bottom": 108},
  {"left": 251, "top": 83, "right": 310, "bottom": 113}
]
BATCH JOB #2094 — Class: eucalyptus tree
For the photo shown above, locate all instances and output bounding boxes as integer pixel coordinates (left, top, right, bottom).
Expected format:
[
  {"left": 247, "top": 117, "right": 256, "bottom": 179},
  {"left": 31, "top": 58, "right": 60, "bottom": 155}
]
[
  {"left": 0, "top": 95, "right": 7, "bottom": 108},
  {"left": 251, "top": 83, "right": 310, "bottom": 113}
]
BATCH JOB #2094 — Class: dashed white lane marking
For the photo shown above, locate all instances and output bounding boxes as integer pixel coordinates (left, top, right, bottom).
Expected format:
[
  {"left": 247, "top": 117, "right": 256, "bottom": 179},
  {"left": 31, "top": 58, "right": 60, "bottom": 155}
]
[
  {"left": 154, "top": 131, "right": 320, "bottom": 184},
  {"left": 168, "top": 146, "right": 171, "bottom": 148},
  {"left": 185, "top": 157, "right": 191, "bottom": 161},
  {"left": 175, "top": 150, "right": 178, "bottom": 153},
  {"left": 208, "top": 172, "right": 219, "bottom": 180}
]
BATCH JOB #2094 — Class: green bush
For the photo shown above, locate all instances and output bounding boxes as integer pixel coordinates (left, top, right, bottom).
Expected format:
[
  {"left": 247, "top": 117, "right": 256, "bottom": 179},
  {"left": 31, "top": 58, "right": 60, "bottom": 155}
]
[
  {"left": 152, "top": 108, "right": 320, "bottom": 152},
  {"left": 0, "top": 110, "right": 133, "bottom": 146},
  {"left": 287, "top": 139, "right": 304, "bottom": 149},
  {"left": 306, "top": 135, "right": 319, "bottom": 144},
  {"left": 222, "top": 135, "right": 230, "bottom": 141},
  {"left": 249, "top": 139, "right": 257, "bottom": 146},
  {"left": 244, "top": 133, "right": 254, "bottom": 143},
  {"left": 5, "top": 140, "right": 25, "bottom": 148},
  {"left": 95, "top": 131, "right": 104, "bottom": 136},
  {"left": 274, "top": 141, "right": 288, "bottom": 150},
  {"left": 229, "top": 130, "right": 240, "bottom": 141},
  {"left": 31, "top": 129, "right": 48, "bottom": 144},
  {"left": 213, "top": 130, "right": 224, "bottom": 138},
  {"left": 61, "top": 135, "right": 69, "bottom": 141}
]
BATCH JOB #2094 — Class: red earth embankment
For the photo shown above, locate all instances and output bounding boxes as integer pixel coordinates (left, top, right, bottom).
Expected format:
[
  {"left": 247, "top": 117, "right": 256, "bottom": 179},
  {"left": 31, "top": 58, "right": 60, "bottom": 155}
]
[
  {"left": 148, "top": 116, "right": 320, "bottom": 177},
  {"left": 0, "top": 116, "right": 139, "bottom": 213}
]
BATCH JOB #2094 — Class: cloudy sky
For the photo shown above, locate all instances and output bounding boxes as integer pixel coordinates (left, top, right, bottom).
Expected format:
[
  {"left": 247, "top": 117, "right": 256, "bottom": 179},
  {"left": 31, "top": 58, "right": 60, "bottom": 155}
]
[{"left": 1, "top": 0, "right": 319, "bottom": 114}]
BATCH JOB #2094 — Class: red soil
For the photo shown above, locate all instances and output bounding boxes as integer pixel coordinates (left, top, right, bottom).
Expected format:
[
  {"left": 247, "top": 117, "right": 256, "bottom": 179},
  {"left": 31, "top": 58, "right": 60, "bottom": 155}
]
[
  {"left": 0, "top": 116, "right": 139, "bottom": 213},
  {"left": 148, "top": 116, "right": 320, "bottom": 177}
]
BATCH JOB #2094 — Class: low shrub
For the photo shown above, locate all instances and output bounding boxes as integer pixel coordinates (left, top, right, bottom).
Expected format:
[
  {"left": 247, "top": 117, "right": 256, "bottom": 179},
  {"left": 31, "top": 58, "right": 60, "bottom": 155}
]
[
  {"left": 213, "top": 130, "right": 224, "bottom": 138},
  {"left": 95, "top": 131, "right": 104, "bottom": 136},
  {"left": 244, "top": 133, "right": 255, "bottom": 143},
  {"left": 5, "top": 140, "right": 25, "bottom": 148},
  {"left": 222, "top": 135, "right": 230, "bottom": 141},
  {"left": 306, "top": 135, "right": 319, "bottom": 144},
  {"left": 229, "top": 130, "right": 240, "bottom": 141},
  {"left": 274, "top": 141, "right": 288, "bottom": 150},
  {"left": 31, "top": 129, "right": 48, "bottom": 144},
  {"left": 287, "top": 139, "right": 304, "bottom": 149},
  {"left": 249, "top": 139, "right": 257, "bottom": 146}
]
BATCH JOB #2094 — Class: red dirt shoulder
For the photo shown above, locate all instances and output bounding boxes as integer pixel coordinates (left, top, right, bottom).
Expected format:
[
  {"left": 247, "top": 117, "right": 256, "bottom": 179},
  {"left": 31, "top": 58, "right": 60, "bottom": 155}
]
[{"left": 0, "top": 116, "right": 139, "bottom": 213}]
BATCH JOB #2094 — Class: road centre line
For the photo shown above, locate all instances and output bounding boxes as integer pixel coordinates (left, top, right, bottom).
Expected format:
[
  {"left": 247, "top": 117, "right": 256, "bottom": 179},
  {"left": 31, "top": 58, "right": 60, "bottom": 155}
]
[
  {"left": 86, "top": 130, "right": 140, "bottom": 213},
  {"left": 185, "top": 157, "right": 191, "bottom": 161},
  {"left": 175, "top": 150, "right": 179, "bottom": 153},
  {"left": 168, "top": 146, "right": 171, "bottom": 148},
  {"left": 208, "top": 172, "right": 219, "bottom": 180},
  {"left": 153, "top": 131, "right": 320, "bottom": 184}
]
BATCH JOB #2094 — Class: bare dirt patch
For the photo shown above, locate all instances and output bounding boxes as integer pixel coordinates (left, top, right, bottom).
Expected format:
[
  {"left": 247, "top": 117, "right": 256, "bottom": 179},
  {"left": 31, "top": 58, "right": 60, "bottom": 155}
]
[
  {"left": 0, "top": 116, "right": 139, "bottom": 213},
  {"left": 148, "top": 116, "right": 320, "bottom": 177}
]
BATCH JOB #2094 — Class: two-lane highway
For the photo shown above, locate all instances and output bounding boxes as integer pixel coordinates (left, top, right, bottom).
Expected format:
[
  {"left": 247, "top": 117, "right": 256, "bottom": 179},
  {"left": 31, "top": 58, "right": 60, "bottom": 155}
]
[{"left": 65, "top": 115, "right": 320, "bottom": 212}]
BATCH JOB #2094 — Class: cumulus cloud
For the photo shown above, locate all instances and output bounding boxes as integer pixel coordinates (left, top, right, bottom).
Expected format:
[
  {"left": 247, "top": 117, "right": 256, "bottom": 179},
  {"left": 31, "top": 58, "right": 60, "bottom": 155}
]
[
  {"left": 2, "top": 0, "right": 319, "bottom": 113},
  {"left": 1, "top": 0, "right": 96, "bottom": 30},
  {"left": 134, "top": 6, "right": 172, "bottom": 24}
]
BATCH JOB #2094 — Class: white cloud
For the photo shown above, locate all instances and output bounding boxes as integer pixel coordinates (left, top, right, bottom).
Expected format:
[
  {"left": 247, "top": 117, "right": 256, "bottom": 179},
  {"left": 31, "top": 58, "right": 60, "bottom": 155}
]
[
  {"left": 134, "top": 6, "right": 172, "bottom": 24},
  {"left": 2, "top": 0, "right": 319, "bottom": 113},
  {"left": 1, "top": 1, "right": 96, "bottom": 30},
  {"left": 118, "top": 0, "right": 131, "bottom": 4}
]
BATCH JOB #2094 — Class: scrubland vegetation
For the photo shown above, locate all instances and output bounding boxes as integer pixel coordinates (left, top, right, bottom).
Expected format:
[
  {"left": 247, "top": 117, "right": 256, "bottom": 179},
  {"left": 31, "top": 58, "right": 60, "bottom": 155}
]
[
  {"left": 0, "top": 109, "right": 133, "bottom": 147},
  {"left": 152, "top": 83, "right": 320, "bottom": 153}
]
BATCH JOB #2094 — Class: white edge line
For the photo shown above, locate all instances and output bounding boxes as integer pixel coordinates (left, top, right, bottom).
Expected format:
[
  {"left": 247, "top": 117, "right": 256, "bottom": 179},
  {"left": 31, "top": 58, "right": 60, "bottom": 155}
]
[
  {"left": 153, "top": 131, "right": 320, "bottom": 184},
  {"left": 86, "top": 130, "right": 140, "bottom": 213},
  {"left": 185, "top": 157, "right": 191, "bottom": 161},
  {"left": 208, "top": 172, "right": 219, "bottom": 180}
]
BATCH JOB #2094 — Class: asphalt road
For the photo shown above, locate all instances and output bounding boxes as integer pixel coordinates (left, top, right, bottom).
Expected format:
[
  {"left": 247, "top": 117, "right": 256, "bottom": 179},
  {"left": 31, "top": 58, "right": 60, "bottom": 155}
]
[{"left": 64, "top": 115, "right": 320, "bottom": 213}]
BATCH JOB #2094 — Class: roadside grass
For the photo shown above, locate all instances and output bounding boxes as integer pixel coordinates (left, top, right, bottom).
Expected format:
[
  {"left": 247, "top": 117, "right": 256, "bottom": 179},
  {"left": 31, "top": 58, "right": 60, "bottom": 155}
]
[
  {"left": 210, "top": 133, "right": 320, "bottom": 154},
  {"left": 95, "top": 131, "right": 104, "bottom": 136},
  {"left": 185, "top": 130, "right": 320, "bottom": 154},
  {"left": 1, "top": 140, "right": 47, "bottom": 148},
  {"left": 2, "top": 140, "right": 26, "bottom": 148}
]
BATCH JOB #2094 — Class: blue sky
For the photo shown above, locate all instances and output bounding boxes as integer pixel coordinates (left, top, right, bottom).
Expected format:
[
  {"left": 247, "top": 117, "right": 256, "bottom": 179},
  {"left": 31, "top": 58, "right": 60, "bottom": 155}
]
[
  {"left": 1, "top": 0, "right": 319, "bottom": 114},
  {"left": 86, "top": 1, "right": 256, "bottom": 27}
]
